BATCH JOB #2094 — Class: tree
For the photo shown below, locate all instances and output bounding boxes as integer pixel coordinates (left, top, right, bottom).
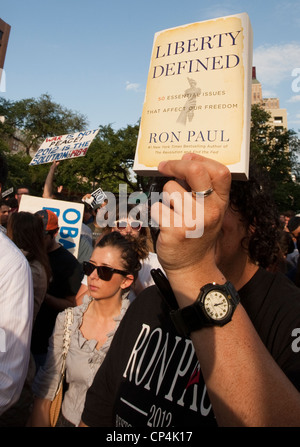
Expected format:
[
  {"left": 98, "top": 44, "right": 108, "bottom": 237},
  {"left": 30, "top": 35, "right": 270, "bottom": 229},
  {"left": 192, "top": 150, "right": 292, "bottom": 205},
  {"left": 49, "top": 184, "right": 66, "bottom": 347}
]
[
  {"left": 0, "top": 93, "right": 89, "bottom": 195},
  {"left": 250, "top": 104, "right": 300, "bottom": 211},
  {"left": 5, "top": 96, "right": 299, "bottom": 211},
  {"left": 0, "top": 140, "right": 49, "bottom": 196},
  {"left": 0, "top": 93, "right": 88, "bottom": 156}
]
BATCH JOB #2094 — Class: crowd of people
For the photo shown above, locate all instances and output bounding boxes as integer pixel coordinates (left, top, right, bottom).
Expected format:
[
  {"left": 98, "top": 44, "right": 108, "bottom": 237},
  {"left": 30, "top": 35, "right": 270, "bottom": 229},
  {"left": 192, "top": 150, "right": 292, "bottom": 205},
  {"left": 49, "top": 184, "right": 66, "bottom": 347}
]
[{"left": 0, "top": 151, "right": 300, "bottom": 427}]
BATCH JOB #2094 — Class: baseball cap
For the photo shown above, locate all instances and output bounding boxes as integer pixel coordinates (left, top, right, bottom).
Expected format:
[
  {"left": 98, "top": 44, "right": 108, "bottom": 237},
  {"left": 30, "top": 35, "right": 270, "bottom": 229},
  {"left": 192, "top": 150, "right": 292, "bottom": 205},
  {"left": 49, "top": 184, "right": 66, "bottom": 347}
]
[{"left": 36, "top": 209, "right": 59, "bottom": 232}]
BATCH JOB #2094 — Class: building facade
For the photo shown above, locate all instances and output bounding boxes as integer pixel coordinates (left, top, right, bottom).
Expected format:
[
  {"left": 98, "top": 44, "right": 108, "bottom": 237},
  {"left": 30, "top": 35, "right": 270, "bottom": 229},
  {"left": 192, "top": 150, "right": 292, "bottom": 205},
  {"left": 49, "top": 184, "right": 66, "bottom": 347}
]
[
  {"left": 0, "top": 18, "right": 11, "bottom": 70},
  {"left": 252, "top": 66, "right": 288, "bottom": 131}
]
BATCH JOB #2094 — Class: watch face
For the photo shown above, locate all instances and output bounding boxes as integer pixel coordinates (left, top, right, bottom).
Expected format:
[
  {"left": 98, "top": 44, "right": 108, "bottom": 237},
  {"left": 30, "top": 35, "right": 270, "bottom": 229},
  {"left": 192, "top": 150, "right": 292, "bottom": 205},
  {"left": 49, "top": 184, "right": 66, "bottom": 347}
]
[{"left": 203, "top": 290, "right": 229, "bottom": 321}]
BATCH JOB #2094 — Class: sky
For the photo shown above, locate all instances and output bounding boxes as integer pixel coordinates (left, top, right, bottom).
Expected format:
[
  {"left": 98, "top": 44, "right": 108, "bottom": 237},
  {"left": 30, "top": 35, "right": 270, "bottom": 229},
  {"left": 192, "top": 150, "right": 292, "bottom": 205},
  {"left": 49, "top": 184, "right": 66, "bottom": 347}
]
[{"left": 1, "top": 0, "right": 300, "bottom": 137}]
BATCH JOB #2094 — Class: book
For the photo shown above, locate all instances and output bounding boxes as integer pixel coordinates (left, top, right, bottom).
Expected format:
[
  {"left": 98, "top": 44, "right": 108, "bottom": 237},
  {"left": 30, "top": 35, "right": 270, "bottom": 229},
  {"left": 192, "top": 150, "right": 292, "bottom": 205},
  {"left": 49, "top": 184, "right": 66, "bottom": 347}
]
[{"left": 133, "top": 13, "right": 253, "bottom": 180}]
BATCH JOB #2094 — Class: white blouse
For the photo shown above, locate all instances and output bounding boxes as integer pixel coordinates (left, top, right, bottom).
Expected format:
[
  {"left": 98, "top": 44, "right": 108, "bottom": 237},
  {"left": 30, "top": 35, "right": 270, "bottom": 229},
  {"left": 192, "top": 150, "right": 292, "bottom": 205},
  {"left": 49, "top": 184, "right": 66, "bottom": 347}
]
[{"left": 32, "top": 295, "right": 130, "bottom": 426}]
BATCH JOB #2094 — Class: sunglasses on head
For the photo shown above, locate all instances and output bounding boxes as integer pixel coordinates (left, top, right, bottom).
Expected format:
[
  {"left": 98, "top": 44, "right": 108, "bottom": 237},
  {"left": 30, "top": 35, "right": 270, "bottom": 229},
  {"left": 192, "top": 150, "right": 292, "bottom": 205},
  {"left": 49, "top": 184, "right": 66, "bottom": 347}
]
[
  {"left": 114, "top": 220, "right": 142, "bottom": 231},
  {"left": 83, "top": 261, "right": 129, "bottom": 281}
]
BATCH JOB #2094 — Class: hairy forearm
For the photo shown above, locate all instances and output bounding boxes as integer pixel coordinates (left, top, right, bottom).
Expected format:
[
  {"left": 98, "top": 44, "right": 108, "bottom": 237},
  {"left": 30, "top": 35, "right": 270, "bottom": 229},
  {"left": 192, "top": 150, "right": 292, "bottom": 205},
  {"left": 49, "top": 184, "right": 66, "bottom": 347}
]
[
  {"left": 167, "top": 268, "right": 300, "bottom": 427},
  {"left": 192, "top": 304, "right": 300, "bottom": 426},
  {"left": 155, "top": 155, "right": 300, "bottom": 426}
]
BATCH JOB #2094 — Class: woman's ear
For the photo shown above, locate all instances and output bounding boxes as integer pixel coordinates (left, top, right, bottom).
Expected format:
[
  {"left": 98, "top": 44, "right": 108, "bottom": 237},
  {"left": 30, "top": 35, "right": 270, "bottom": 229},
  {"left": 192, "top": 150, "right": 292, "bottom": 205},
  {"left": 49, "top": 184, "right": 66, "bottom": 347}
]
[{"left": 121, "top": 274, "right": 134, "bottom": 290}]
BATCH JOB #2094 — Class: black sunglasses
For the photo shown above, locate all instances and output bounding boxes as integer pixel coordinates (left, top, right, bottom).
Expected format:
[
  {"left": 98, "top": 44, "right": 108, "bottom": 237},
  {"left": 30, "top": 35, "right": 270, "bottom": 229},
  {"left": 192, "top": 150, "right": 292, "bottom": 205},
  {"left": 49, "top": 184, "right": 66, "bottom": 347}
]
[{"left": 83, "top": 261, "right": 129, "bottom": 281}]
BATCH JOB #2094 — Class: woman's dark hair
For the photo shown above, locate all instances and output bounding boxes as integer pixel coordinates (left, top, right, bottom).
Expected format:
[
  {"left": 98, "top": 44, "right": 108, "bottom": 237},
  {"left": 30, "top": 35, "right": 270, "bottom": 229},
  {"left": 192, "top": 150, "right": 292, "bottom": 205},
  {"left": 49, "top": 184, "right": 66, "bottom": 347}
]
[
  {"left": 7, "top": 211, "right": 52, "bottom": 282},
  {"left": 96, "top": 231, "right": 141, "bottom": 282},
  {"left": 230, "top": 163, "right": 281, "bottom": 269}
]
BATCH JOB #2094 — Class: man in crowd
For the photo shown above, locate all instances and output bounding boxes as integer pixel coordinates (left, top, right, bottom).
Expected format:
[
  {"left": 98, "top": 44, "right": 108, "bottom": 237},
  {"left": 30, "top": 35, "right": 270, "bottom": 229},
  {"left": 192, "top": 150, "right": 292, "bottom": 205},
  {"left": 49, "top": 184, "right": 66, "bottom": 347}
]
[
  {"left": 0, "top": 199, "right": 11, "bottom": 233},
  {"left": 0, "top": 153, "right": 33, "bottom": 417},
  {"left": 286, "top": 215, "right": 300, "bottom": 270},
  {"left": 80, "top": 154, "right": 300, "bottom": 427},
  {"left": 15, "top": 186, "right": 30, "bottom": 208}
]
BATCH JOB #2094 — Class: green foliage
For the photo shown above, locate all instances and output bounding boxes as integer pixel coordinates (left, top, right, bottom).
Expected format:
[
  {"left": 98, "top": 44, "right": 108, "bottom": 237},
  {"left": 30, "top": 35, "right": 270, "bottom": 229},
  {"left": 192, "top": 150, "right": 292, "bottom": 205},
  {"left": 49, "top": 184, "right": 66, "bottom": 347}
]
[
  {"left": 250, "top": 104, "right": 300, "bottom": 211},
  {"left": 273, "top": 181, "right": 300, "bottom": 212},
  {"left": 0, "top": 145, "right": 45, "bottom": 195},
  {"left": 2, "top": 96, "right": 300, "bottom": 212},
  {"left": 0, "top": 94, "right": 88, "bottom": 155}
]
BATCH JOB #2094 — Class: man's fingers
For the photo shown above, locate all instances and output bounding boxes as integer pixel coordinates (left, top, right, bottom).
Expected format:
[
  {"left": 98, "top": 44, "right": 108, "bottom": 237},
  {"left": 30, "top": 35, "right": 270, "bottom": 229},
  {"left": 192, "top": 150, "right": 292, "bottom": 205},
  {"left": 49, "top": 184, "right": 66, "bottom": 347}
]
[{"left": 158, "top": 154, "right": 231, "bottom": 201}]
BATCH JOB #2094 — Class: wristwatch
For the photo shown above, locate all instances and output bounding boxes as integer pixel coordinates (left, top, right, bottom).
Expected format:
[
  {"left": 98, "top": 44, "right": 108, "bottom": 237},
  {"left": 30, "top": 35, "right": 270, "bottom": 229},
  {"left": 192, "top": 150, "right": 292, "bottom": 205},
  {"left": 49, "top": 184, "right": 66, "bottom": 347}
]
[{"left": 169, "top": 281, "right": 240, "bottom": 337}]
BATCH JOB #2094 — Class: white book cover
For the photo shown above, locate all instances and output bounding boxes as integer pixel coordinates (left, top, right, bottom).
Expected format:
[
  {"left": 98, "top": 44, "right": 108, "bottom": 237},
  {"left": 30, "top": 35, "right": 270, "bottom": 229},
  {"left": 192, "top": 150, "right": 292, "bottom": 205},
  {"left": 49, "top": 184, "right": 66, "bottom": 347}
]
[{"left": 133, "top": 13, "right": 253, "bottom": 180}]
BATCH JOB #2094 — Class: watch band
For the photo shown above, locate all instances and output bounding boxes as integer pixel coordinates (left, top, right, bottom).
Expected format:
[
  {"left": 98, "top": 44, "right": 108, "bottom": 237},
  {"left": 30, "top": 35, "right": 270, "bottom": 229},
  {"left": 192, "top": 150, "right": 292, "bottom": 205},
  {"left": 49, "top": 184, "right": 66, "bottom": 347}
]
[
  {"left": 170, "top": 304, "right": 208, "bottom": 338},
  {"left": 151, "top": 269, "right": 239, "bottom": 338},
  {"left": 170, "top": 281, "right": 240, "bottom": 338}
]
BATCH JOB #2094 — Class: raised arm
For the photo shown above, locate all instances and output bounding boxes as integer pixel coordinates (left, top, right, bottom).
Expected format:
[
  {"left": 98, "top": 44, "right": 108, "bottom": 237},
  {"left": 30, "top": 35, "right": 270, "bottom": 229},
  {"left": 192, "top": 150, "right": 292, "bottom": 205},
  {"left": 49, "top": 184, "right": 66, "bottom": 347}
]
[
  {"left": 43, "top": 161, "right": 60, "bottom": 199},
  {"left": 152, "top": 153, "right": 300, "bottom": 427}
]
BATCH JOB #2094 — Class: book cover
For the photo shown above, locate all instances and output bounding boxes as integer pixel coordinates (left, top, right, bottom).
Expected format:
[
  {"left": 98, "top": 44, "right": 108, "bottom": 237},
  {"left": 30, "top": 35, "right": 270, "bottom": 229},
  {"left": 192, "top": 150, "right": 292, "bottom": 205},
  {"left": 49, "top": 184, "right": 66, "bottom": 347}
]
[{"left": 133, "top": 13, "right": 253, "bottom": 180}]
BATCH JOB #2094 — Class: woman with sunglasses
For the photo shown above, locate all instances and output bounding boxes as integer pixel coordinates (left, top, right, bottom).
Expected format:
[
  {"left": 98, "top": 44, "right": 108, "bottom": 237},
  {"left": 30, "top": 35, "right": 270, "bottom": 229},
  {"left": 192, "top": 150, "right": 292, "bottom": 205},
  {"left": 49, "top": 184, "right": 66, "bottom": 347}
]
[
  {"left": 76, "top": 203, "right": 163, "bottom": 305},
  {"left": 29, "top": 232, "right": 141, "bottom": 427}
]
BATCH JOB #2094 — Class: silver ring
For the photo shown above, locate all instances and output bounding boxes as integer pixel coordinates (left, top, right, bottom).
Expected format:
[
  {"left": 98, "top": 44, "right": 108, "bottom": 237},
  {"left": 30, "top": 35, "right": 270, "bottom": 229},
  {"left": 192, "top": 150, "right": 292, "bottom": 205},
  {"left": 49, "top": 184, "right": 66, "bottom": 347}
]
[{"left": 191, "top": 187, "right": 214, "bottom": 198}]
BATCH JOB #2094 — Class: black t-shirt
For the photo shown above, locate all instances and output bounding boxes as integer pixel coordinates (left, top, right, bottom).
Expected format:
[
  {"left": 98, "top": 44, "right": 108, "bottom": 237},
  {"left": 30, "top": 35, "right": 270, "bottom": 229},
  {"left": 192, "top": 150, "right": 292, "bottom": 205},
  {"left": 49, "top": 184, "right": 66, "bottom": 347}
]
[
  {"left": 239, "top": 268, "right": 300, "bottom": 381},
  {"left": 81, "top": 268, "right": 300, "bottom": 427},
  {"left": 31, "top": 245, "right": 83, "bottom": 354}
]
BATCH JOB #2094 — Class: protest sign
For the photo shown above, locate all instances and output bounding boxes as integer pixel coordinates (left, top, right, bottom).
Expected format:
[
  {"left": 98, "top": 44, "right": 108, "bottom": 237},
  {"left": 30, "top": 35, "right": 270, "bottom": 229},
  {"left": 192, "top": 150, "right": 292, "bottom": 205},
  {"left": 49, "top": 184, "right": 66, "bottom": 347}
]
[
  {"left": 29, "top": 128, "right": 99, "bottom": 166},
  {"left": 1, "top": 186, "right": 13, "bottom": 198},
  {"left": 18, "top": 195, "right": 84, "bottom": 258}
]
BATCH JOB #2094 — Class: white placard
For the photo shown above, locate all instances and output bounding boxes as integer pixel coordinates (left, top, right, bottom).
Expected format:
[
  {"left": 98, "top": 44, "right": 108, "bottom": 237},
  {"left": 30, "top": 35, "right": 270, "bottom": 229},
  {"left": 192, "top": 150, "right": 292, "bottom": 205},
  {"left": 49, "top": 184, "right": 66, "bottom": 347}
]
[
  {"left": 82, "top": 187, "right": 108, "bottom": 209},
  {"left": 29, "top": 128, "right": 99, "bottom": 165},
  {"left": 19, "top": 195, "right": 84, "bottom": 258}
]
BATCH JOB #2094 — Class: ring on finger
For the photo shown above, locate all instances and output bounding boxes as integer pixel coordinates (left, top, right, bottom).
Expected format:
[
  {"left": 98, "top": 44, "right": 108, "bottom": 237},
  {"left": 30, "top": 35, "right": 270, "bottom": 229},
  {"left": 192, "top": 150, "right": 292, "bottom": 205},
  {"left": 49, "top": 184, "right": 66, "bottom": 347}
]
[{"left": 191, "top": 187, "right": 214, "bottom": 198}]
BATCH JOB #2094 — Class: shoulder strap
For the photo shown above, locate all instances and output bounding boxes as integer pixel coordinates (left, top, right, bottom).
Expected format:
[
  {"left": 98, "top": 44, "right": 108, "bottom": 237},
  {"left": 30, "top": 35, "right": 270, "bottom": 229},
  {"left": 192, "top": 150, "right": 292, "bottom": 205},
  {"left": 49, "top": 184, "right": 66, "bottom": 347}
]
[
  {"left": 62, "top": 307, "right": 73, "bottom": 356},
  {"left": 59, "top": 307, "right": 74, "bottom": 375},
  {"left": 53, "top": 307, "right": 74, "bottom": 397}
]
